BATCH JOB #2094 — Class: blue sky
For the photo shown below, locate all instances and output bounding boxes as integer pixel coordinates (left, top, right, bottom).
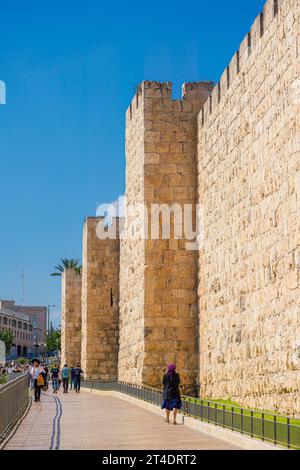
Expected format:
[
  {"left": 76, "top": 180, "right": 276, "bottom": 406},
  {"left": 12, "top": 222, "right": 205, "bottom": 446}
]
[{"left": 0, "top": 0, "right": 266, "bottom": 326}]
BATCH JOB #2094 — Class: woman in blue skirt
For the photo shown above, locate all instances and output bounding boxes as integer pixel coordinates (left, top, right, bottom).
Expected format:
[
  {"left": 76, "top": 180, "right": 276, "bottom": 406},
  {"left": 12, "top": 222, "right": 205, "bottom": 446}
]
[{"left": 161, "top": 364, "right": 182, "bottom": 424}]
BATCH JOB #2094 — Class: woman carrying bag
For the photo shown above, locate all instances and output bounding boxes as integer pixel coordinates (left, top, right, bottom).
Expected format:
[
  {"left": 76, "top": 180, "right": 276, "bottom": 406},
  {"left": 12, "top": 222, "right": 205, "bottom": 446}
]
[{"left": 30, "top": 359, "right": 45, "bottom": 402}]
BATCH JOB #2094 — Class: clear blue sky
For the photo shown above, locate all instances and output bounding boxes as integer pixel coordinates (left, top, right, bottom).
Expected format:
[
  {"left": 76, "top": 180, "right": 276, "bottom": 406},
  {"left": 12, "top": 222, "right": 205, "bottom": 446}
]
[{"left": 0, "top": 0, "right": 265, "bottom": 326}]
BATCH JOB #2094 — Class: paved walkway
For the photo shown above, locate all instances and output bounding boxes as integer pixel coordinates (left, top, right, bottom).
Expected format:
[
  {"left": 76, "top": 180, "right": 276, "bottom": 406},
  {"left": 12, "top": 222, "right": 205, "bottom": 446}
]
[{"left": 4, "top": 389, "right": 241, "bottom": 450}]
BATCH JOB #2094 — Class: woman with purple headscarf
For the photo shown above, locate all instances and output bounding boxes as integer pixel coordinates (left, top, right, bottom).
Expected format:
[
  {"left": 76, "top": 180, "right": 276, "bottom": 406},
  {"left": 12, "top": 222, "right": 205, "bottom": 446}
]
[{"left": 161, "top": 364, "right": 182, "bottom": 424}]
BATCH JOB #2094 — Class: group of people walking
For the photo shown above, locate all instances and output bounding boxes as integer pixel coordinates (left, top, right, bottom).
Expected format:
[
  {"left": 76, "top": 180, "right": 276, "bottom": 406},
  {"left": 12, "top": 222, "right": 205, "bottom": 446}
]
[
  {"left": 29, "top": 359, "right": 182, "bottom": 425},
  {"left": 29, "top": 359, "right": 83, "bottom": 402}
]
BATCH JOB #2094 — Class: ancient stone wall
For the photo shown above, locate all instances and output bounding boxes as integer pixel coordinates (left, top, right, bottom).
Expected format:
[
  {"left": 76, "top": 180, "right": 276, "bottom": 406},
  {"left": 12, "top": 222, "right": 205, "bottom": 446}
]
[
  {"left": 197, "top": 0, "right": 300, "bottom": 414},
  {"left": 61, "top": 268, "right": 82, "bottom": 367},
  {"left": 81, "top": 217, "right": 120, "bottom": 380},
  {"left": 118, "top": 87, "right": 146, "bottom": 385},
  {"left": 118, "top": 81, "right": 213, "bottom": 393}
]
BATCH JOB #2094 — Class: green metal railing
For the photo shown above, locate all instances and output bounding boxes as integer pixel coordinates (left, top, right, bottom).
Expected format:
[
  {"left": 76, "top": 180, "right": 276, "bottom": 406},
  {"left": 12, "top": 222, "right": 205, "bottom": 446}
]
[
  {"left": 0, "top": 372, "right": 30, "bottom": 443},
  {"left": 82, "top": 380, "right": 300, "bottom": 450}
]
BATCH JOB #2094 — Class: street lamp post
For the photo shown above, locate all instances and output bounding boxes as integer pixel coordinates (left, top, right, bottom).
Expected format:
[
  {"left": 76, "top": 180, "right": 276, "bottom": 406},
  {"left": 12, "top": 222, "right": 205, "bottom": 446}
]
[{"left": 47, "top": 305, "right": 55, "bottom": 334}]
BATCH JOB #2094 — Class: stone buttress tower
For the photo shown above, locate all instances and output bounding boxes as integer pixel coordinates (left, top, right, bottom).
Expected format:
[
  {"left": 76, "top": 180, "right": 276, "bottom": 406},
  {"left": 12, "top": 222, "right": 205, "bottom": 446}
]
[
  {"left": 61, "top": 268, "right": 82, "bottom": 367},
  {"left": 118, "top": 80, "right": 213, "bottom": 393},
  {"left": 81, "top": 217, "right": 120, "bottom": 380}
]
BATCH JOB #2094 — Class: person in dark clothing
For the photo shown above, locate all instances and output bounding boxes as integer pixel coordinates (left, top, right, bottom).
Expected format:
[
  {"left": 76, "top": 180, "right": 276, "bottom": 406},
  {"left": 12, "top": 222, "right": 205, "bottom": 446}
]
[
  {"left": 161, "top": 364, "right": 182, "bottom": 424},
  {"left": 50, "top": 364, "right": 60, "bottom": 393},
  {"left": 61, "top": 364, "right": 70, "bottom": 393},
  {"left": 73, "top": 364, "right": 83, "bottom": 393},
  {"left": 43, "top": 365, "right": 49, "bottom": 390},
  {"left": 70, "top": 367, "right": 75, "bottom": 390}
]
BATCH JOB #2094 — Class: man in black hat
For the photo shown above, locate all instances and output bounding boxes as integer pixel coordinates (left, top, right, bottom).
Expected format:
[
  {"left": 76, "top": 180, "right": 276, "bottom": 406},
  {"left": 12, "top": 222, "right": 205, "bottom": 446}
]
[{"left": 29, "top": 359, "right": 45, "bottom": 402}]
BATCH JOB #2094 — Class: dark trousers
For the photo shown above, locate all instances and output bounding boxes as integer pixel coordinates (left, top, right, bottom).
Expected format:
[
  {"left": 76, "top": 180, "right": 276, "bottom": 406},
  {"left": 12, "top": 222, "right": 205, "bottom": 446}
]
[
  {"left": 63, "top": 378, "right": 69, "bottom": 392},
  {"left": 74, "top": 377, "right": 81, "bottom": 392},
  {"left": 34, "top": 379, "right": 42, "bottom": 401},
  {"left": 70, "top": 377, "right": 74, "bottom": 389}
]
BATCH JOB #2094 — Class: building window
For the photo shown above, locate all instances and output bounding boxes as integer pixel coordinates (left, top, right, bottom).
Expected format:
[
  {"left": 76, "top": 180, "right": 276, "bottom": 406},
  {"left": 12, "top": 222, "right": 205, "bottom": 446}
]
[
  {"left": 3, "top": 317, "right": 7, "bottom": 325},
  {"left": 29, "top": 325, "right": 33, "bottom": 332},
  {"left": 18, "top": 321, "right": 22, "bottom": 328},
  {"left": 23, "top": 323, "right": 28, "bottom": 330},
  {"left": 12, "top": 319, "right": 16, "bottom": 327}
]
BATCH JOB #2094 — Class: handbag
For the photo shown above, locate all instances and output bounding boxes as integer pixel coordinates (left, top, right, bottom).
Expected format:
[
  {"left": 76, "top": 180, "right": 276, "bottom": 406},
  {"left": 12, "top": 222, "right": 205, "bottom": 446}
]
[{"left": 37, "top": 374, "right": 45, "bottom": 387}]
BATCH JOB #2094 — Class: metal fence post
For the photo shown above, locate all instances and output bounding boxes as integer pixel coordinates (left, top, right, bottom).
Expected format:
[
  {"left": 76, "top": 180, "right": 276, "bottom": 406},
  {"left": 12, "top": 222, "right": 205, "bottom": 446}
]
[
  {"left": 214, "top": 403, "right": 217, "bottom": 425},
  {"left": 231, "top": 407, "right": 234, "bottom": 431},
  {"left": 241, "top": 408, "right": 243, "bottom": 434},
  {"left": 274, "top": 415, "right": 277, "bottom": 445},
  {"left": 223, "top": 405, "right": 225, "bottom": 428},
  {"left": 262, "top": 413, "right": 264, "bottom": 441},
  {"left": 287, "top": 418, "right": 291, "bottom": 449},
  {"left": 250, "top": 411, "right": 253, "bottom": 437}
]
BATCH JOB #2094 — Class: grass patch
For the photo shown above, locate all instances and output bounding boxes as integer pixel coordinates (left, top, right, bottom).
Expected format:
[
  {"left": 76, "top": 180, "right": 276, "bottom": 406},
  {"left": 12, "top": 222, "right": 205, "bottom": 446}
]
[
  {"left": 182, "top": 396, "right": 300, "bottom": 449},
  {"left": 183, "top": 396, "right": 300, "bottom": 426},
  {"left": 0, "top": 373, "right": 8, "bottom": 385}
]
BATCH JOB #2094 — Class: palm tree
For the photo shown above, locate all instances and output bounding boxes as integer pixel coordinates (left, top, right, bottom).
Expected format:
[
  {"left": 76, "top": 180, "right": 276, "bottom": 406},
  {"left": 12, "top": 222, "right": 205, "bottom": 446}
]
[{"left": 51, "top": 258, "right": 82, "bottom": 276}]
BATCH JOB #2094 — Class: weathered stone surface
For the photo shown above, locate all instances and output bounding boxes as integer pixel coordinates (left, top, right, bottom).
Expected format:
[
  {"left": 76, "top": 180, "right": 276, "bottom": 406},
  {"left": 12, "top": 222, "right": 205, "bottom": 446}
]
[
  {"left": 81, "top": 217, "right": 120, "bottom": 380},
  {"left": 61, "top": 268, "right": 82, "bottom": 367},
  {"left": 63, "top": 0, "right": 300, "bottom": 416},
  {"left": 197, "top": 0, "right": 300, "bottom": 415},
  {"left": 118, "top": 80, "right": 213, "bottom": 394}
]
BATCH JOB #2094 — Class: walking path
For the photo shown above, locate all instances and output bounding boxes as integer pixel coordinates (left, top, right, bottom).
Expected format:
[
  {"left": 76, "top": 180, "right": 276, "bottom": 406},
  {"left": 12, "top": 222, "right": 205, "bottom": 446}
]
[{"left": 4, "top": 389, "right": 241, "bottom": 450}]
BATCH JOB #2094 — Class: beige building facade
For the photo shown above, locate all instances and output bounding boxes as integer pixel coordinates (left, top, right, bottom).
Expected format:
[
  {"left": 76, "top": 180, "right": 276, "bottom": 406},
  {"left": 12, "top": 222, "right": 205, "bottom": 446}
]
[{"left": 0, "top": 306, "right": 34, "bottom": 358}]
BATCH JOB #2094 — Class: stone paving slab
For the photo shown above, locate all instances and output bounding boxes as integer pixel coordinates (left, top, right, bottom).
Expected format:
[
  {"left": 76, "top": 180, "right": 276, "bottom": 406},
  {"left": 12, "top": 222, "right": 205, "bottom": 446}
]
[{"left": 4, "top": 389, "right": 241, "bottom": 450}]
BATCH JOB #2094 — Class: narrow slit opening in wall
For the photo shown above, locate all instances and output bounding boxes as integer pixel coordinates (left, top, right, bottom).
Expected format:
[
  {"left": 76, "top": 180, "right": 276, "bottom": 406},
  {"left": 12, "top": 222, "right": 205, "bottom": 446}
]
[
  {"left": 236, "top": 50, "right": 240, "bottom": 74},
  {"left": 226, "top": 66, "right": 230, "bottom": 89},
  {"left": 110, "top": 288, "right": 113, "bottom": 307},
  {"left": 247, "top": 32, "right": 251, "bottom": 56},
  {"left": 274, "top": 0, "right": 278, "bottom": 17},
  {"left": 130, "top": 104, "right": 132, "bottom": 120},
  {"left": 136, "top": 93, "right": 139, "bottom": 109},
  {"left": 260, "top": 12, "right": 264, "bottom": 37},
  {"left": 209, "top": 95, "right": 212, "bottom": 114},
  {"left": 201, "top": 108, "right": 204, "bottom": 126},
  {"left": 217, "top": 82, "right": 221, "bottom": 104}
]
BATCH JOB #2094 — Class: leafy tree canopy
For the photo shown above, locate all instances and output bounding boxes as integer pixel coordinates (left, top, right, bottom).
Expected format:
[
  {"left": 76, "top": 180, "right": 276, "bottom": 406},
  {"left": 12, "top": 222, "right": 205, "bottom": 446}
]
[{"left": 51, "top": 258, "right": 81, "bottom": 276}]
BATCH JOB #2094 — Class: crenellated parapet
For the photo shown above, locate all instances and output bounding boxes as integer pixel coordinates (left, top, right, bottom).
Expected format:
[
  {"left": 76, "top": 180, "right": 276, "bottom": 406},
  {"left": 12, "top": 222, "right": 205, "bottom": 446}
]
[{"left": 199, "top": 0, "right": 284, "bottom": 128}]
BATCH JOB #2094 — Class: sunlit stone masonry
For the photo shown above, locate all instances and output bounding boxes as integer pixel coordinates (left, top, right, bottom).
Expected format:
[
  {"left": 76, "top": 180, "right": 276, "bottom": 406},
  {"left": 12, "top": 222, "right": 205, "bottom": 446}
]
[
  {"left": 81, "top": 217, "right": 120, "bottom": 380},
  {"left": 118, "top": 80, "right": 213, "bottom": 394},
  {"left": 61, "top": 0, "right": 300, "bottom": 415},
  {"left": 61, "top": 268, "right": 82, "bottom": 367}
]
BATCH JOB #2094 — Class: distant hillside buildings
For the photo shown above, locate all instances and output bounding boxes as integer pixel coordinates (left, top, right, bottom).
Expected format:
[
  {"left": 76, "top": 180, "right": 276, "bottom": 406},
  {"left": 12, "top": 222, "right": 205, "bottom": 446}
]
[{"left": 0, "top": 300, "right": 47, "bottom": 359}]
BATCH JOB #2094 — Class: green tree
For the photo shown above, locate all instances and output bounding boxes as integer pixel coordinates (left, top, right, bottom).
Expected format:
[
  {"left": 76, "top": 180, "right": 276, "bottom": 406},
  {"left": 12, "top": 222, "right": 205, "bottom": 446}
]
[
  {"left": 0, "top": 330, "right": 14, "bottom": 355},
  {"left": 45, "top": 327, "right": 61, "bottom": 353},
  {"left": 51, "top": 258, "right": 81, "bottom": 276}
]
